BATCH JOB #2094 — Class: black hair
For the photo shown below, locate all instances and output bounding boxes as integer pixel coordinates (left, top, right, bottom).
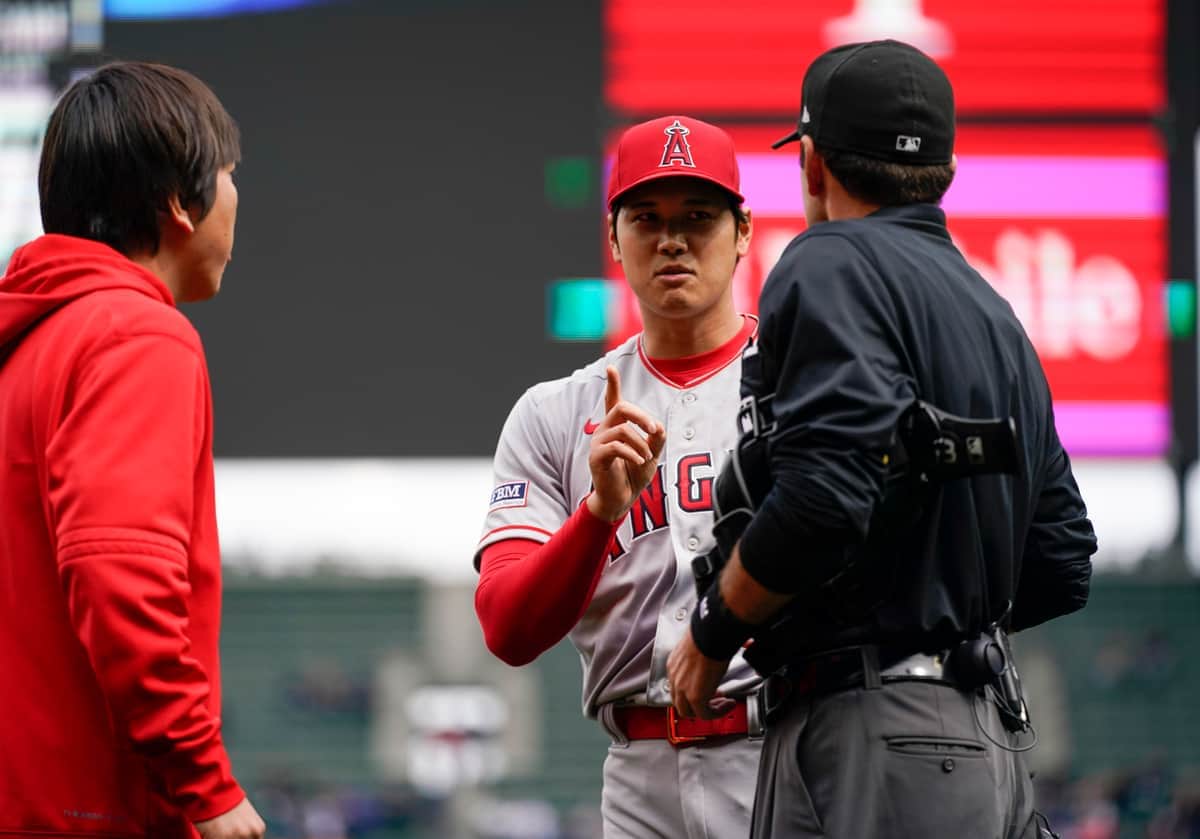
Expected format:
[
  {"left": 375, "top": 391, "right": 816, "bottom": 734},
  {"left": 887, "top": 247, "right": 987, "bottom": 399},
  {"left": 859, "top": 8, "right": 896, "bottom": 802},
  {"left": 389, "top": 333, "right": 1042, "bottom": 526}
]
[
  {"left": 812, "top": 142, "right": 954, "bottom": 206},
  {"left": 39, "top": 61, "right": 240, "bottom": 256}
]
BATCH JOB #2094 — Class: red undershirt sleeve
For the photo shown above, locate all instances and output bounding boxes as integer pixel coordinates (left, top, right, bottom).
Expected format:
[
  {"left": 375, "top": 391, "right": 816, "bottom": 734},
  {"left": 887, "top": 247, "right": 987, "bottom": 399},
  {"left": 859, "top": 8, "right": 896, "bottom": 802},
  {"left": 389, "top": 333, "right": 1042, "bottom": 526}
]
[{"left": 475, "top": 500, "right": 620, "bottom": 666}]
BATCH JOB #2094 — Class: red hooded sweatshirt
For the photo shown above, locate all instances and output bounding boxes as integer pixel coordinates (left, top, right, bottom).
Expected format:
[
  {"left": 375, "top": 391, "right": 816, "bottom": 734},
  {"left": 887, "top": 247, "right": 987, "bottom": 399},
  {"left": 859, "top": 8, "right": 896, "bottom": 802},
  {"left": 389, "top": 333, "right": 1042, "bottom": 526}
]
[{"left": 0, "top": 235, "right": 244, "bottom": 837}]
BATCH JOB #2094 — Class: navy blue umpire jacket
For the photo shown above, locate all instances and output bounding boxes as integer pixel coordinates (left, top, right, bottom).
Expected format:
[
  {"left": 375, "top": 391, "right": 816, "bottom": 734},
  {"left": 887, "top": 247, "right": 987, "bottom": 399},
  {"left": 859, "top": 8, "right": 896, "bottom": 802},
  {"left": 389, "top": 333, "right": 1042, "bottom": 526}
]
[{"left": 738, "top": 203, "right": 1097, "bottom": 653}]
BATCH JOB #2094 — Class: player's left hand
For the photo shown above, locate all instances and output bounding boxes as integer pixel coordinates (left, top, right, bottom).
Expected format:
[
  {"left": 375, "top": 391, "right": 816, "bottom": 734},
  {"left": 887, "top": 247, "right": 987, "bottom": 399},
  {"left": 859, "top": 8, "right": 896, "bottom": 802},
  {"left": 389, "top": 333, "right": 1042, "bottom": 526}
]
[{"left": 667, "top": 626, "right": 734, "bottom": 719}]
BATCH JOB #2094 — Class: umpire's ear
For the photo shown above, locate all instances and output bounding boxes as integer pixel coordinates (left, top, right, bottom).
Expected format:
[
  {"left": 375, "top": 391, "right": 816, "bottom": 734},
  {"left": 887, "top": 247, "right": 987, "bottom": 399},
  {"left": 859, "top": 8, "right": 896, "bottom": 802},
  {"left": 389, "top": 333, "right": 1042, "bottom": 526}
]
[
  {"left": 801, "top": 135, "right": 824, "bottom": 198},
  {"left": 608, "top": 211, "right": 622, "bottom": 263}
]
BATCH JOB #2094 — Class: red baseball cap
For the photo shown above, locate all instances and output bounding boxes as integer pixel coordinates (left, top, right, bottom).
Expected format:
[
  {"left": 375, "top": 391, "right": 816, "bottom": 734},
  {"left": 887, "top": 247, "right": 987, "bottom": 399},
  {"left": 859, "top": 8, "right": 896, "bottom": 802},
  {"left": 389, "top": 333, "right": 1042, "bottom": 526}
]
[{"left": 606, "top": 115, "right": 744, "bottom": 211}]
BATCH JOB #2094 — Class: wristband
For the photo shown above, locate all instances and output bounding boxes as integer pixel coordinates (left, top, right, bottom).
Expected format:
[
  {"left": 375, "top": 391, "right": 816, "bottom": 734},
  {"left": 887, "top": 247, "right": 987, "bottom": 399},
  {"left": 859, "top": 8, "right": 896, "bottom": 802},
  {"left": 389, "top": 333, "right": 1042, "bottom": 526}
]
[{"left": 690, "top": 579, "right": 755, "bottom": 661}]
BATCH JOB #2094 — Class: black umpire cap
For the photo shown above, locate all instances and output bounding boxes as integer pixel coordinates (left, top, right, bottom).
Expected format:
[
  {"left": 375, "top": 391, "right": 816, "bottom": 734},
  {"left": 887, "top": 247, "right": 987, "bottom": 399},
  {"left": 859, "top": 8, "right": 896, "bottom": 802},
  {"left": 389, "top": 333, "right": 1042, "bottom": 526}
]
[{"left": 773, "top": 39, "right": 956, "bottom": 166}]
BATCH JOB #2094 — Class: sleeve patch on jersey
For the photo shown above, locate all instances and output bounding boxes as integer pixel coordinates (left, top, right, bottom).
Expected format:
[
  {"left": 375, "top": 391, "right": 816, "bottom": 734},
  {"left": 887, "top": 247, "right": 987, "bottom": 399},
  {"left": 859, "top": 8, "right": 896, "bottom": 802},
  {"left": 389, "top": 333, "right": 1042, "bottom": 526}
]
[{"left": 489, "top": 480, "right": 529, "bottom": 510}]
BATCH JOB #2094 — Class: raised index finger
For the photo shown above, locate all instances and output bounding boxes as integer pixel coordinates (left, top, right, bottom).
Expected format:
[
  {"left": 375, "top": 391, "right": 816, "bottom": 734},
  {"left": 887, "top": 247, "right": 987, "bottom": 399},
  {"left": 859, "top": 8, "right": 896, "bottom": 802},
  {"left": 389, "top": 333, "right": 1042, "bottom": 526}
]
[{"left": 605, "top": 365, "right": 621, "bottom": 415}]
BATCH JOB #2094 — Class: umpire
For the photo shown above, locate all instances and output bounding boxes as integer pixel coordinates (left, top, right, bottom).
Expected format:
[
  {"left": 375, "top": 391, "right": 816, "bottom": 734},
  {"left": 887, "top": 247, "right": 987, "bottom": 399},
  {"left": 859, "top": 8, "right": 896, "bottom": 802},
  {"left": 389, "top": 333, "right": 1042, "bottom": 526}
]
[{"left": 667, "top": 39, "right": 1097, "bottom": 838}]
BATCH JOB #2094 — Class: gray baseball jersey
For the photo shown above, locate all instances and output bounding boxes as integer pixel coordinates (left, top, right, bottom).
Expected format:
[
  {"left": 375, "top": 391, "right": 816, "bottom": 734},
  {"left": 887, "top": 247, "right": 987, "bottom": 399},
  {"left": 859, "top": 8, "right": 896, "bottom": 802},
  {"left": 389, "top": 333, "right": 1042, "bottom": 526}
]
[{"left": 476, "top": 330, "right": 761, "bottom": 717}]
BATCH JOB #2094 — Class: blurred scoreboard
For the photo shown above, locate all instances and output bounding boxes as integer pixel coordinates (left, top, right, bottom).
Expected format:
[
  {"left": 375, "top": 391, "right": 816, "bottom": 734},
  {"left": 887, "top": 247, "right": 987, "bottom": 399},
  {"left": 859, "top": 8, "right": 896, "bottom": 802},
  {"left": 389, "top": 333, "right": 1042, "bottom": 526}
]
[
  {"left": 601, "top": 0, "right": 1168, "bottom": 458},
  {"left": 104, "top": 0, "right": 333, "bottom": 19},
  {"left": 0, "top": 0, "right": 101, "bottom": 266},
  {"left": 0, "top": 2, "right": 68, "bottom": 266},
  {"left": 606, "top": 0, "right": 1163, "bottom": 118}
]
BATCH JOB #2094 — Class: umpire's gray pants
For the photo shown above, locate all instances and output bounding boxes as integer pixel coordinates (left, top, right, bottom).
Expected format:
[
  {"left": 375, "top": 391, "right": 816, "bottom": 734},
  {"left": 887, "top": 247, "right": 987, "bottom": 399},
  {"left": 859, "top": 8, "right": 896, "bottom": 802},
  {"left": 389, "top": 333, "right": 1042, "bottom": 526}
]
[{"left": 751, "top": 680, "right": 1041, "bottom": 838}]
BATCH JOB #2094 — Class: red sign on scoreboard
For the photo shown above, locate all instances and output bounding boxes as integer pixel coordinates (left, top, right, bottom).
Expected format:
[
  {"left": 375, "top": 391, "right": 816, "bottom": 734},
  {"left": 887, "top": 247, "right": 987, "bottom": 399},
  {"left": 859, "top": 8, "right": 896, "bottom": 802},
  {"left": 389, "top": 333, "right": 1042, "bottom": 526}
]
[
  {"left": 602, "top": 125, "right": 1166, "bottom": 456},
  {"left": 605, "top": 0, "right": 1164, "bottom": 117}
]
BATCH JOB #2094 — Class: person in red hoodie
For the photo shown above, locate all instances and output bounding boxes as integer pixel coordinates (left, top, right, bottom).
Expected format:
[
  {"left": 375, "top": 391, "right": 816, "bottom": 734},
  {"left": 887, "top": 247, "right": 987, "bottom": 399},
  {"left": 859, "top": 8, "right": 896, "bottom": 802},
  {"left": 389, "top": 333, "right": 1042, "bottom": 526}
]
[{"left": 0, "top": 63, "right": 264, "bottom": 839}]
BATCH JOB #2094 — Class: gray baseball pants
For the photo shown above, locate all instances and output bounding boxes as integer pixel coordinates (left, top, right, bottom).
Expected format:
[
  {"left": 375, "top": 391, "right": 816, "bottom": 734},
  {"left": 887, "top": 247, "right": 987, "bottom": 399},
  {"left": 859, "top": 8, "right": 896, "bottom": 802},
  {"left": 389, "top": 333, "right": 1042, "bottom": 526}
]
[{"left": 750, "top": 679, "right": 1043, "bottom": 838}]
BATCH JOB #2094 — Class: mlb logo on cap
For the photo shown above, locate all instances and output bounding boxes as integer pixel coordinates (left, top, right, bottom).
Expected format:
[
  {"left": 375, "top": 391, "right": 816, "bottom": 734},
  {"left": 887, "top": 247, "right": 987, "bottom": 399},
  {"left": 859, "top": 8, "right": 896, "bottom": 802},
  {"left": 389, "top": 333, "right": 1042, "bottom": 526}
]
[
  {"left": 607, "top": 115, "right": 745, "bottom": 210},
  {"left": 896, "top": 135, "right": 922, "bottom": 152}
]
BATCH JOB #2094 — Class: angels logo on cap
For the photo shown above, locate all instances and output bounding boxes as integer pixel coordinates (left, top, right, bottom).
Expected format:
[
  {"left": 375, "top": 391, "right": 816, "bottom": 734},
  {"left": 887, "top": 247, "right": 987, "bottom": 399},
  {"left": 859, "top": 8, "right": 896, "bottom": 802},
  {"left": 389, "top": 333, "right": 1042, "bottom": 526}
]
[
  {"left": 659, "top": 119, "right": 696, "bottom": 168},
  {"left": 606, "top": 115, "right": 745, "bottom": 210}
]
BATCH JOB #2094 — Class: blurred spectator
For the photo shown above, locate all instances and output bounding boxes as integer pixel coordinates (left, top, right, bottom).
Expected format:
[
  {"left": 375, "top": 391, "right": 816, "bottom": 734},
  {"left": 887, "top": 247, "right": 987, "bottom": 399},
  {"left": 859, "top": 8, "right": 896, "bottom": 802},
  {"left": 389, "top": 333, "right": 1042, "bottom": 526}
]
[
  {"left": 301, "top": 796, "right": 347, "bottom": 839},
  {"left": 1090, "top": 630, "right": 1178, "bottom": 691},
  {"left": 283, "top": 660, "right": 371, "bottom": 717},
  {"left": 1147, "top": 780, "right": 1200, "bottom": 839}
]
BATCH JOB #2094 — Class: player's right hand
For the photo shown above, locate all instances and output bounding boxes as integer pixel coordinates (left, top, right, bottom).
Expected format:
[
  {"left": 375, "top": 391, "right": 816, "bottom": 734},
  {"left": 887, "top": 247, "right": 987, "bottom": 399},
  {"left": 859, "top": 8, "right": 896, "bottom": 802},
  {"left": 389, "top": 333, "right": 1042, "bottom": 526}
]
[
  {"left": 586, "top": 365, "right": 667, "bottom": 523},
  {"left": 194, "top": 797, "right": 266, "bottom": 839}
]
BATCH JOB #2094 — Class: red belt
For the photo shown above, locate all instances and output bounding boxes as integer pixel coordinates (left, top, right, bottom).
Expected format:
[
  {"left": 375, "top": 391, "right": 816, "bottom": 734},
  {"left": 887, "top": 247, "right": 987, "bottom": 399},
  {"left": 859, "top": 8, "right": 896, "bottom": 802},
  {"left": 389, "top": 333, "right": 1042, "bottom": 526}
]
[{"left": 614, "top": 701, "right": 750, "bottom": 746}]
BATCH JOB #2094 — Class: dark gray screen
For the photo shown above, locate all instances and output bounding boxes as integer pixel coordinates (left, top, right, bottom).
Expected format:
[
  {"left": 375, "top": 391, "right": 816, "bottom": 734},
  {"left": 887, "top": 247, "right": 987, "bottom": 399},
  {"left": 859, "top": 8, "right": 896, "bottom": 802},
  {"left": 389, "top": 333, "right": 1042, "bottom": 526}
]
[{"left": 105, "top": 0, "right": 604, "bottom": 456}]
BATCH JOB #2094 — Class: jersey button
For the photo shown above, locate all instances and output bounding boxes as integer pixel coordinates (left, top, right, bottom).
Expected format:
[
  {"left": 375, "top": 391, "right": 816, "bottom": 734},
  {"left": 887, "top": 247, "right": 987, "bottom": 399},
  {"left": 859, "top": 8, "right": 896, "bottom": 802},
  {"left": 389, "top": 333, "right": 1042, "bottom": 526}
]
[
  {"left": 683, "top": 392, "right": 697, "bottom": 404},
  {"left": 686, "top": 536, "right": 700, "bottom": 551},
  {"left": 682, "top": 427, "right": 695, "bottom": 440},
  {"left": 675, "top": 607, "right": 688, "bottom": 621}
]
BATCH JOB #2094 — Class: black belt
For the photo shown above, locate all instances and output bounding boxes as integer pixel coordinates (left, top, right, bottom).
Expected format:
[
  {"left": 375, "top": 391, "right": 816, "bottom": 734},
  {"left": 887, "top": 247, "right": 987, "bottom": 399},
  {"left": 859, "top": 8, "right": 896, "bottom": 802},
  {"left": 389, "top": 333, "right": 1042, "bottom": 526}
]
[{"left": 764, "top": 644, "right": 960, "bottom": 715}]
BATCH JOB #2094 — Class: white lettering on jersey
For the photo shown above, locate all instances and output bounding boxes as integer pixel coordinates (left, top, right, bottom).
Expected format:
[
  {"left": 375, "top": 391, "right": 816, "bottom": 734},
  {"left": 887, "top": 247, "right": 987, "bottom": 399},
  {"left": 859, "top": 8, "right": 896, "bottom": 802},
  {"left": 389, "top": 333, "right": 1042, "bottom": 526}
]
[{"left": 605, "top": 452, "right": 715, "bottom": 563}]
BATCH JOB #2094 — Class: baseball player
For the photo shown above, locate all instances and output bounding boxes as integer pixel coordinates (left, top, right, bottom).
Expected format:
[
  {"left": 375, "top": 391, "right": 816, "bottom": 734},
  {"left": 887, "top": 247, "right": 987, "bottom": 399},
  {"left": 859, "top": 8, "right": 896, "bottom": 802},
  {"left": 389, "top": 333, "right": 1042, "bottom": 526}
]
[{"left": 473, "top": 115, "right": 763, "bottom": 837}]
